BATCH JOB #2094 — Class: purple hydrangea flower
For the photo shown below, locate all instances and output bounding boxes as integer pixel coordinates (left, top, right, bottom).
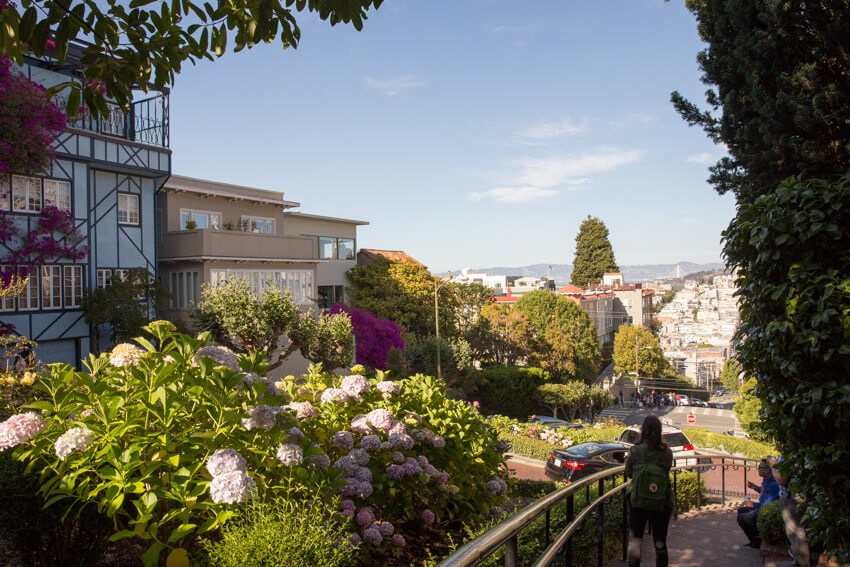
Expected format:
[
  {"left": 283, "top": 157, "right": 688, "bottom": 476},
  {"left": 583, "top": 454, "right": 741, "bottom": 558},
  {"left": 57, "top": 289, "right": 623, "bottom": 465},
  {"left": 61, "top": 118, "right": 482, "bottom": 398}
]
[
  {"left": 356, "top": 506, "right": 375, "bottom": 528},
  {"left": 391, "top": 451, "right": 405, "bottom": 463},
  {"left": 360, "top": 434, "right": 381, "bottom": 451},
  {"left": 332, "top": 431, "right": 355, "bottom": 450},
  {"left": 388, "top": 432, "right": 414, "bottom": 450},
  {"left": 417, "top": 455, "right": 429, "bottom": 466},
  {"left": 422, "top": 509, "right": 435, "bottom": 525},
  {"left": 392, "top": 534, "right": 406, "bottom": 547},
  {"left": 376, "top": 521, "right": 394, "bottom": 536},
  {"left": 363, "top": 526, "right": 382, "bottom": 546},
  {"left": 339, "top": 480, "right": 357, "bottom": 496},
  {"left": 433, "top": 435, "right": 446, "bottom": 448},
  {"left": 436, "top": 472, "right": 449, "bottom": 485},
  {"left": 334, "top": 455, "right": 359, "bottom": 476},
  {"left": 351, "top": 414, "right": 372, "bottom": 435},
  {"left": 487, "top": 477, "right": 507, "bottom": 495},
  {"left": 286, "top": 427, "right": 305, "bottom": 442},
  {"left": 348, "top": 448, "right": 370, "bottom": 465},
  {"left": 306, "top": 453, "right": 330, "bottom": 469},
  {"left": 241, "top": 404, "right": 278, "bottom": 431},
  {"left": 348, "top": 532, "right": 362, "bottom": 546},
  {"left": 386, "top": 464, "right": 404, "bottom": 480},
  {"left": 356, "top": 480, "right": 374, "bottom": 499},
  {"left": 206, "top": 449, "right": 247, "bottom": 478},
  {"left": 424, "top": 464, "right": 439, "bottom": 477},
  {"left": 354, "top": 466, "right": 373, "bottom": 482},
  {"left": 209, "top": 470, "right": 256, "bottom": 504},
  {"left": 341, "top": 499, "right": 356, "bottom": 511}
]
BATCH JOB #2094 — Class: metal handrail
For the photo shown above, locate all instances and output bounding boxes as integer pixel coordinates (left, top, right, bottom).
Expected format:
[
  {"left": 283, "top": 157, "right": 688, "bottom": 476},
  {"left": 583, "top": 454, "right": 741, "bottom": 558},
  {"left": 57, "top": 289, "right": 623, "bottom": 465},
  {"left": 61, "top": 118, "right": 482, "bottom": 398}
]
[{"left": 438, "top": 452, "right": 763, "bottom": 567}]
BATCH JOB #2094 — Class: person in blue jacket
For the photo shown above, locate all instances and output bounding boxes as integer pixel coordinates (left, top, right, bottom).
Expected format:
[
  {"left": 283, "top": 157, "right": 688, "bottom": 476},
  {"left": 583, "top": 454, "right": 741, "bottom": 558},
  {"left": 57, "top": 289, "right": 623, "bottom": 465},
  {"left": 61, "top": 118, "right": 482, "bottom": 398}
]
[{"left": 737, "top": 459, "right": 781, "bottom": 548}]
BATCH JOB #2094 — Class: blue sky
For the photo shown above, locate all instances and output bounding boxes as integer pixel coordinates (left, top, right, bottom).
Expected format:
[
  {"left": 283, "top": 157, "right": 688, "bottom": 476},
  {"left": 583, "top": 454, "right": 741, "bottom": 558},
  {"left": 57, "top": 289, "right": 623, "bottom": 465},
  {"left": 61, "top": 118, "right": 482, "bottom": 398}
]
[{"left": 169, "top": 0, "right": 735, "bottom": 273}]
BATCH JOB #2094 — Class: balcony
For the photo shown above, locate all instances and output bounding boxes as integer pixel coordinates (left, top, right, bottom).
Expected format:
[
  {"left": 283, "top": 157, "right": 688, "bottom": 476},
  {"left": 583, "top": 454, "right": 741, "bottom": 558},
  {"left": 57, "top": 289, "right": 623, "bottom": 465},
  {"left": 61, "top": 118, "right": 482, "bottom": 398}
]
[
  {"left": 158, "top": 229, "right": 315, "bottom": 263},
  {"left": 56, "top": 94, "right": 170, "bottom": 148}
]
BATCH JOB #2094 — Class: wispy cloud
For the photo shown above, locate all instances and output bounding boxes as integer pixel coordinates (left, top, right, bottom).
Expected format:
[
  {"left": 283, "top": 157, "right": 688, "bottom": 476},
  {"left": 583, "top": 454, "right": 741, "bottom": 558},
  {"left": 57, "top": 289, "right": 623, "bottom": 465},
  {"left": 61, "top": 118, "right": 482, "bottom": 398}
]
[
  {"left": 687, "top": 152, "right": 714, "bottom": 164},
  {"left": 362, "top": 75, "right": 425, "bottom": 96},
  {"left": 608, "top": 113, "right": 653, "bottom": 128},
  {"left": 468, "top": 147, "right": 645, "bottom": 203},
  {"left": 518, "top": 118, "right": 588, "bottom": 140}
]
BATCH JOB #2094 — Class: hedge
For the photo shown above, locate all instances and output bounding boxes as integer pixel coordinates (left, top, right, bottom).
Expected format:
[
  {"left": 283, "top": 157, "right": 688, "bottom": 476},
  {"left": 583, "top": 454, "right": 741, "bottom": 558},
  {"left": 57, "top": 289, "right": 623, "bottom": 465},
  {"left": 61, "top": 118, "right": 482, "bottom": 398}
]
[{"left": 683, "top": 428, "right": 773, "bottom": 460}]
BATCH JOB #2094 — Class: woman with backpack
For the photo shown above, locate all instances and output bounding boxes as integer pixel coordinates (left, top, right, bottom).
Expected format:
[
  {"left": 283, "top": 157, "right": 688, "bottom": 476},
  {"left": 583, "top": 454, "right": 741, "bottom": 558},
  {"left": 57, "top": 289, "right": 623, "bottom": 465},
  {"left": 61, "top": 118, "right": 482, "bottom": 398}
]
[{"left": 625, "top": 415, "right": 674, "bottom": 567}]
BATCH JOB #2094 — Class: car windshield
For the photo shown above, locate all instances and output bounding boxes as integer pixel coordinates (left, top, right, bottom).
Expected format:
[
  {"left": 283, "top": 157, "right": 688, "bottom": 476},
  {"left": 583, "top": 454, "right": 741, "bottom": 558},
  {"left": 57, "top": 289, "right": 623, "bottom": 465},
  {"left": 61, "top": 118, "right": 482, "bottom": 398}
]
[
  {"left": 664, "top": 432, "right": 690, "bottom": 447},
  {"left": 565, "top": 442, "right": 606, "bottom": 457}
]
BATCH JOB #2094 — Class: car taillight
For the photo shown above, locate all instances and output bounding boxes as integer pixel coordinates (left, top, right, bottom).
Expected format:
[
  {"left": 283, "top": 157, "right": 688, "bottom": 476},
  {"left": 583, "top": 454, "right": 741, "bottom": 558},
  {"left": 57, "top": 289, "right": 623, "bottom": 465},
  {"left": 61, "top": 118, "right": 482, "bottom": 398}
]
[
  {"left": 683, "top": 444, "right": 694, "bottom": 451},
  {"left": 549, "top": 452, "right": 554, "bottom": 461},
  {"left": 564, "top": 460, "right": 586, "bottom": 470}
]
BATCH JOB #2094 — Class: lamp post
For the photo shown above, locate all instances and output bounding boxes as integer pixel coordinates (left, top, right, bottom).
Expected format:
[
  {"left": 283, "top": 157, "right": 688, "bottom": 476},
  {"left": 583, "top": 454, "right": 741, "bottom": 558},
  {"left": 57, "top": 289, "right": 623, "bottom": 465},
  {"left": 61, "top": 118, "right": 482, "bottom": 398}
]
[{"left": 434, "top": 276, "right": 453, "bottom": 381}]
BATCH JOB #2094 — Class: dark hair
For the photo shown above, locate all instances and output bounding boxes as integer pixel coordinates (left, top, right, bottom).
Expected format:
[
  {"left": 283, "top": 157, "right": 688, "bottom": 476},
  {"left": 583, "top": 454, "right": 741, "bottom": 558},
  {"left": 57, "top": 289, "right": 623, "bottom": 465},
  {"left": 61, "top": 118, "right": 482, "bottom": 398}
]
[{"left": 638, "top": 415, "right": 668, "bottom": 450}]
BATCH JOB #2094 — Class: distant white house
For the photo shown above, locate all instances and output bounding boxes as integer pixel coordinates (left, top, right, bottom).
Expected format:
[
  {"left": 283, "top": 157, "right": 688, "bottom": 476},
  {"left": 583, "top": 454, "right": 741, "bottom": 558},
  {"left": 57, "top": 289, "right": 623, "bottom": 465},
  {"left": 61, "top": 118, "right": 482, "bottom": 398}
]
[{"left": 452, "top": 268, "right": 508, "bottom": 294}]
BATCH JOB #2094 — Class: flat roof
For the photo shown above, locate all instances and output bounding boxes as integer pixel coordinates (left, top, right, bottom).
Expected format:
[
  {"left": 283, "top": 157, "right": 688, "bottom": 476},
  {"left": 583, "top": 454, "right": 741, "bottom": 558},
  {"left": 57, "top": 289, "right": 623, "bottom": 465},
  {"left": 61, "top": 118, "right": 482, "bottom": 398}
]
[
  {"left": 284, "top": 211, "right": 369, "bottom": 226},
  {"left": 165, "top": 174, "right": 300, "bottom": 208}
]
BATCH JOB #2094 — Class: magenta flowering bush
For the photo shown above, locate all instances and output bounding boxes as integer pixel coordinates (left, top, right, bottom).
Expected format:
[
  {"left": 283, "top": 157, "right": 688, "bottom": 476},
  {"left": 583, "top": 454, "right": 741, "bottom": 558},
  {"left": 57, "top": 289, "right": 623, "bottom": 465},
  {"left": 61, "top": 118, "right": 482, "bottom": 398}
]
[
  {"left": 330, "top": 304, "right": 404, "bottom": 370},
  {"left": 0, "top": 57, "right": 66, "bottom": 174}
]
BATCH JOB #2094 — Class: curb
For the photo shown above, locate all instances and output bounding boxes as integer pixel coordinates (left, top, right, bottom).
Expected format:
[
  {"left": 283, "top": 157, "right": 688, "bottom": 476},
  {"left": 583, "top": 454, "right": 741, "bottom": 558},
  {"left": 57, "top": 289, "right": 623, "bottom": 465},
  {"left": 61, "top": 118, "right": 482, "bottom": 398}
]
[{"left": 505, "top": 452, "right": 546, "bottom": 467}]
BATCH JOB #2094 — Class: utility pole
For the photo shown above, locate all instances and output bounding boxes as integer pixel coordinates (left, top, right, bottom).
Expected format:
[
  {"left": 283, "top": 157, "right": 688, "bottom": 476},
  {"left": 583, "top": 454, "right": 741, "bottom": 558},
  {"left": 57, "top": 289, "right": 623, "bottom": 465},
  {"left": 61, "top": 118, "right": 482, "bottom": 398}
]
[{"left": 635, "top": 335, "right": 640, "bottom": 396}]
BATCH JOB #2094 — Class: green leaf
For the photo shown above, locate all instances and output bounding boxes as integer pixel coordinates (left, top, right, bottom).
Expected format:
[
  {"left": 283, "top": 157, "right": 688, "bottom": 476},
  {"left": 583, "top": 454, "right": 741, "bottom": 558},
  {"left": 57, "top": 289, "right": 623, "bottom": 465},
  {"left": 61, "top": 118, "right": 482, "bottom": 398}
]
[
  {"left": 141, "top": 542, "right": 165, "bottom": 567},
  {"left": 167, "top": 523, "right": 197, "bottom": 543}
]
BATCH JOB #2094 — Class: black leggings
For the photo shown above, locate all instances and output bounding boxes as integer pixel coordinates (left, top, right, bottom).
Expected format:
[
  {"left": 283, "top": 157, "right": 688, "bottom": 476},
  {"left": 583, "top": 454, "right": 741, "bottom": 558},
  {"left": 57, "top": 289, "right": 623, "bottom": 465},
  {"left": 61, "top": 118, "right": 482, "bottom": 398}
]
[{"left": 628, "top": 506, "right": 671, "bottom": 567}]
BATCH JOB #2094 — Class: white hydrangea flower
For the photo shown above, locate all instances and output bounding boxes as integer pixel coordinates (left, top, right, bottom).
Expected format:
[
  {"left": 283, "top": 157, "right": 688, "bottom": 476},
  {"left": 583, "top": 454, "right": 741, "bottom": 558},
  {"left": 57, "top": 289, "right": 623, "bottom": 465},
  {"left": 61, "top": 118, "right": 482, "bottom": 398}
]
[
  {"left": 109, "top": 343, "right": 144, "bottom": 368},
  {"left": 276, "top": 443, "right": 303, "bottom": 466},
  {"left": 320, "top": 388, "right": 349, "bottom": 404},
  {"left": 206, "top": 448, "right": 247, "bottom": 478},
  {"left": 375, "top": 381, "right": 400, "bottom": 395},
  {"left": 192, "top": 345, "right": 239, "bottom": 371},
  {"left": 241, "top": 405, "right": 278, "bottom": 431},
  {"left": 209, "top": 470, "right": 256, "bottom": 504},
  {"left": 54, "top": 427, "right": 95, "bottom": 461}
]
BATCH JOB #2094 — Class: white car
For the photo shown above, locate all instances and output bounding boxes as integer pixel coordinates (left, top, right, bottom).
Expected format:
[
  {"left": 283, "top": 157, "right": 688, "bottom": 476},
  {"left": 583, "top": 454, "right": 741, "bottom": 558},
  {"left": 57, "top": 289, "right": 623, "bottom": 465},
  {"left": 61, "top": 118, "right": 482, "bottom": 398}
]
[{"left": 616, "top": 425, "right": 697, "bottom": 467}]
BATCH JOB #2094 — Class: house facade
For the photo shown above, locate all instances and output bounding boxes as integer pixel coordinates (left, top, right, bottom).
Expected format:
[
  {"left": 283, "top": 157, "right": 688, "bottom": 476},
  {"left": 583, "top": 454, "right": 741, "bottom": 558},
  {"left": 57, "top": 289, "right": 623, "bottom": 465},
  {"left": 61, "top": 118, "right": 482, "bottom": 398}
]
[{"left": 2, "top": 50, "right": 171, "bottom": 364}]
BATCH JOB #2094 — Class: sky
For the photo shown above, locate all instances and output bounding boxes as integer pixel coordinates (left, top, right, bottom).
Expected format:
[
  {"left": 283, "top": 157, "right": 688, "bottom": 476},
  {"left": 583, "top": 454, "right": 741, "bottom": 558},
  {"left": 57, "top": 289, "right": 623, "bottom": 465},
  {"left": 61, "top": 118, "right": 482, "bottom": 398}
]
[{"left": 168, "top": 0, "right": 736, "bottom": 274}]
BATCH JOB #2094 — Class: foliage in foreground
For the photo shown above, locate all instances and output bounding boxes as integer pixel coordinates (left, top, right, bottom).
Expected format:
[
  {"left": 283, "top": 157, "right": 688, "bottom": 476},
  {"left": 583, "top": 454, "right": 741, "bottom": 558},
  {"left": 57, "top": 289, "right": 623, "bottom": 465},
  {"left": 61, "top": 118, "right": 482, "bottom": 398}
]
[
  {"left": 2, "top": 322, "right": 508, "bottom": 566},
  {"left": 202, "top": 497, "right": 356, "bottom": 567},
  {"left": 723, "top": 173, "right": 850, "bottom": 559}
]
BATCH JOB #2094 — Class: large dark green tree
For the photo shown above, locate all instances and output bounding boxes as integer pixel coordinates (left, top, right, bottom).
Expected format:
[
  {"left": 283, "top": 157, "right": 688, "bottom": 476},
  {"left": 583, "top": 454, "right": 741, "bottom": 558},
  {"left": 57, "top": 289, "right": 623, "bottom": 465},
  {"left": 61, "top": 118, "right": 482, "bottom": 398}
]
[
  {"left": 570, "top": 216, "right": 619, "bottom": 287},
  {"left": 677, "top": 1, "right": 850, "bottom": 558},
  {"left": 672, "top": 0, "right": 850, "bottom": 202}
]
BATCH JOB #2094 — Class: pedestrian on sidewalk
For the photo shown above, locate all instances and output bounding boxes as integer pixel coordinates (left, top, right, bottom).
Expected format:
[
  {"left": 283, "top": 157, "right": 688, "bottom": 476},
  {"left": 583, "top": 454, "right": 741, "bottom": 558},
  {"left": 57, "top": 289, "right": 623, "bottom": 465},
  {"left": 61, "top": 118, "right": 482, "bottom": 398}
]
[
  {"left": 736, "top": 459, "right": 780, "bottom": 548},
  {"left": 625, "top": 415, "right": 673, "bottom": 567}
]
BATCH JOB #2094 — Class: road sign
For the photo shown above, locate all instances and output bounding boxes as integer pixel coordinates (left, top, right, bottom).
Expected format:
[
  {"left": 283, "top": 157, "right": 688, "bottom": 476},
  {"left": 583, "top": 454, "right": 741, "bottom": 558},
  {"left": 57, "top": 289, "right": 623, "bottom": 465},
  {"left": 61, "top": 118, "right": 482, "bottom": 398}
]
[
  {"left": 662, "top": 418, "right": 673, "bottom": 426},
  {"left": 687, "top": 414, "right": 696, "bottom": 424}
]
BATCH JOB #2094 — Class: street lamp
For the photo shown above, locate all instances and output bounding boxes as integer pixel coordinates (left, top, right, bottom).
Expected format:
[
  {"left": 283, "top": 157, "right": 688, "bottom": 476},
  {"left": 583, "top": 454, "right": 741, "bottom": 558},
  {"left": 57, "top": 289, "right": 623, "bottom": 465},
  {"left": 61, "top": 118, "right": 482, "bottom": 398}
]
[{"left": 434, "top": 276, "right": 453, "bottom": 381}]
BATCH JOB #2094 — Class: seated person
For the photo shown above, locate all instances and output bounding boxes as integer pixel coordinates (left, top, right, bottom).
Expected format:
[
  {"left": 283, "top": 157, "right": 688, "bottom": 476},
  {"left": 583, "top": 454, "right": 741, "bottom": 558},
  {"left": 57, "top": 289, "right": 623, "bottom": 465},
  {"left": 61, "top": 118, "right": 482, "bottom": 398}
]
[{"left": 737, "top": 459, "right": 780, "bottom": 548}]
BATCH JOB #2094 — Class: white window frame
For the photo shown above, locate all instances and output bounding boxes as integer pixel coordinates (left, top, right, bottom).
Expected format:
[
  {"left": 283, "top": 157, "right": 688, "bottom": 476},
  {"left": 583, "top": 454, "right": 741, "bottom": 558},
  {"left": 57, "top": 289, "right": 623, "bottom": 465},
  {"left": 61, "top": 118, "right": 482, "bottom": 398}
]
[
  {"left": 240, "top": 215, "right": 275, "bottom": 234},
  {"left": 63, "top": 265, "right": 83, "bottom": 308},
  {"left": 210, "top": 268, "right": 314, "bottom": 305},
  {"left": 318, "top": 236, "right": 336, "bottom": 260},
  {"left": 17, "top": 268, "right": 39, "bottom": 311},
  {"left": 118, "top": 193, "right": 140, "bottom": 225},
  {"left": 43, "top": 179, "right": 72, "bottom": 212},
  {"left": 114, "top": 269, "right": 129, "bottom": 282},
  {"left": 41, "top": 265, "right": 62, "bottom": 309},
  {"left": 180, "top": 208, "right": 221, "bottom": 230},
  {"left": 11, "top": 175, "right": 42, "bottom": 213},
  {"left": 97, "top": 268, "right": 112, "bottom": 288},
  {"left": 101, "top": 102, "right": 125, "bottom": 137},
  {"left": 0, "top": 265, "right": 15, "bottom": 311}
]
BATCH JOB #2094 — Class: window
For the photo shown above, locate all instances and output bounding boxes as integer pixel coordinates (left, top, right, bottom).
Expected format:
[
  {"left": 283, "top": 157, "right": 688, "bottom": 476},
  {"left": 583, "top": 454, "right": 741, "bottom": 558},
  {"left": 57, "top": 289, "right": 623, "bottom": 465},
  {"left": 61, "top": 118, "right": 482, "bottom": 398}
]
[
  {"left": 317, "top": 285, "right": 345, "bottom": 309},
  {"left": 12, "top": 175, "right": 42, "bottom": 212},
  {"left": 338, "top": 238, "right": 355, "bottom": 260},
  {"left": 63, "top": 265, "right": 83, "bottom": 307},
  {"left": 101, "top": 102, "right": 125, "bottom": 136},
  {"left": 170, "top": 271, "right": 199, "bottom": 309},
  {"left": 180, "top": 208, "right": 221, "bottom": 230},
  {"left": 318, "top": 237, "right": 336, "bottom": 259},
  {"left": 97, "top": 269, "right": 112, "bottom": 288},
  {"left": 241, "top": 216, "right": 275, "bottom": 234},
  {"left": 210, "top": 269, "right": 314, "bottom": 305},
  {"left": 41, "top": 266, "right": 62, "bottom": 309},
  {"left": 114, "top": 269, "right": 129, "bottom": 282},
  {"left": 0, "top": 266, "right": 14, "bottom": 311},
  {"left": 0, "top": 175, "right": 9, "bottom": 211},
  {"left": 18, "top": 268, "right": 38, "bottom": 310},
  {"left": 43, "top": 179, "right": 72, "bottom": 212},
  {"left": 118, "top": 193, "right": 139, "bottom": 224}
]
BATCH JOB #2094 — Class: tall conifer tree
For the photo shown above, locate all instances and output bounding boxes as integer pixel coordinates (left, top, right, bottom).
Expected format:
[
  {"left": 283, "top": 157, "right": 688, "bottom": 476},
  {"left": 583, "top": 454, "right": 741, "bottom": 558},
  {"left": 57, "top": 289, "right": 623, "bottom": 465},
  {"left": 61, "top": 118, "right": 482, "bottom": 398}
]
[{"left": 570, "top": 216, "right": 619, "bottom": 287}]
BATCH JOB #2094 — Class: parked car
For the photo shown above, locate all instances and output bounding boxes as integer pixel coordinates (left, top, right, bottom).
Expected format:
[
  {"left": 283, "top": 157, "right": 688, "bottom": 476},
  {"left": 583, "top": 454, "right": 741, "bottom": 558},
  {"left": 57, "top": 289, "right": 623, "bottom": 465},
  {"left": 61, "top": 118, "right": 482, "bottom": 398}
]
[
  {"left": 544, "top": 442, "right": 627, "bottom": 482},
  {"left": 676, "top": 395, "right": 691, "bottom": 406},
  {"left": 529, "top": 416, "right": 585, "bottom": 430},
  {"left": 691, "top": 399, "right": 708, "bottom": 408},
  {"left": 615, "top": 425, "right": 697, "bottom": 467}
]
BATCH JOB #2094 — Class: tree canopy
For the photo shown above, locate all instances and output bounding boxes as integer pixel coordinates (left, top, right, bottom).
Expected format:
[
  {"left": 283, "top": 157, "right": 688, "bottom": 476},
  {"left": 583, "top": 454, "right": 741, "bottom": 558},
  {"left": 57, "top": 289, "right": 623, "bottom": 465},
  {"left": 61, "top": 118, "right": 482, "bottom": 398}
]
[
  {"left": 0, "top": 0, "right": 383, "bottom": 117},
  {"left": 467, "top": 303, "right": 535, "bottom": 367},
  {"left": 672, "top": 0, "right": 850, "bottom": 201},
  {"left": 719, "top": 357, "right": 742, "bottom": 392},
  {"left": 516, "top": 290, "right": 599, "bottom": 383},
  {"left": 570, "top": 216, "right": 618, "bottom": 287},
  {"left": 612, "top": 324, "right": 669, "bottom": 379}
]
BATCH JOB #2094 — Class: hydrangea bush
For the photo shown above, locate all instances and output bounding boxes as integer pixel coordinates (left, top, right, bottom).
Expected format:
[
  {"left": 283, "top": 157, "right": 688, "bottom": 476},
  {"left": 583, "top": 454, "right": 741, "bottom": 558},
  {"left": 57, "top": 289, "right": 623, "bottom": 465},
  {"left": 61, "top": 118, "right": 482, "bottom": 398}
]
[{"left": 1, "top": 321, "right": 508, "bottom": 565}]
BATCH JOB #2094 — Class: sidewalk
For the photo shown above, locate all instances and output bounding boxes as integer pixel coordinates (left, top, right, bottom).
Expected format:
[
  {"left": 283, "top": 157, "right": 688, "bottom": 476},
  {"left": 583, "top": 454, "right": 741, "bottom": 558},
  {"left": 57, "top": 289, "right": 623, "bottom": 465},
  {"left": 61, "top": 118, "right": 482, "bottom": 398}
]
[{"left": 605, "top": 502, "right": 763, "bottom": 567}]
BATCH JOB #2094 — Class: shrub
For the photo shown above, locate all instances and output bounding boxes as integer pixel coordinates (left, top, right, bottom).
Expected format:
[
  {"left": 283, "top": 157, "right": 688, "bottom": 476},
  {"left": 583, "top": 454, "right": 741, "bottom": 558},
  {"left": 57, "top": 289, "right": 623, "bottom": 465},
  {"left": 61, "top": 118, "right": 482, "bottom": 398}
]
[
  {"left": 202, "top": 497, "right": 357, "bottom": 567},
  {"left": 469, "top": 366, "right": 550, "bottom": 419},
  {"left": 683, "top": 428, "right": 773, "bottom": 460},
  {"left": 672, "top": 471, "right": 707, "bottom": 514},
  {"left": 329, "top": 304, "right": 404, "bottom": 370},
  {"left": 756, "top": 500, "right": 787, "bottom": 546},
  {"left": 3, "top": 322, "right": 507, "bottom": 566}
]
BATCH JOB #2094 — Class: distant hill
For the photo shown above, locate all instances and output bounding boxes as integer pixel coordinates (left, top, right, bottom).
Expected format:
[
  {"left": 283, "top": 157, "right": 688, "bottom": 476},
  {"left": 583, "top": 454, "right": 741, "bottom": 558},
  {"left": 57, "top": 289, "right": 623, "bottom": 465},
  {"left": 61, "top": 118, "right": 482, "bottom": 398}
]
[{"left": 441, "top": 262, "right": 725, "bottom": 286}]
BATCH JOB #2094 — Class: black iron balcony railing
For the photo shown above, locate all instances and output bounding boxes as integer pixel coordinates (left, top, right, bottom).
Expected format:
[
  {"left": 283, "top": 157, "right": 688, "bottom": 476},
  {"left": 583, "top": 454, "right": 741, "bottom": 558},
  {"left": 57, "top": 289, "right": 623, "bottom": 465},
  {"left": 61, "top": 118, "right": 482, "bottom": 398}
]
[
  {"left": 438, "top": 453, "right": 761, "bottom": 567},
  {"left": 54, "top": 93, "right": 170, "bottom": 148}
]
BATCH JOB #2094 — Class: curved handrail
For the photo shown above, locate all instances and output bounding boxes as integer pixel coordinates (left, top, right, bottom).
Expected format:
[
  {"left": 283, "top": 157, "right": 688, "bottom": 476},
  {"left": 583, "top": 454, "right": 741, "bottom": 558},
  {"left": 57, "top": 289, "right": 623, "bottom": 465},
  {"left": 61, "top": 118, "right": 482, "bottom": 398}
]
[
  {"left": 439, "top": 451, "right": 764, "bottom": 567},
  {"left": 437, "top": 467, "right": 625, "bottom": 567}
]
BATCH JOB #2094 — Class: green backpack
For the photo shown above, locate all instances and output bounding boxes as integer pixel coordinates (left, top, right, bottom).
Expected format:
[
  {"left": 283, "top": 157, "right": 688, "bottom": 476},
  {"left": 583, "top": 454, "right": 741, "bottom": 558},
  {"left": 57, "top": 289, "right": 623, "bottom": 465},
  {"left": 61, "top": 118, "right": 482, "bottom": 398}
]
[{"left": 630, "top": 447, "right": 669, "bottom": 512}]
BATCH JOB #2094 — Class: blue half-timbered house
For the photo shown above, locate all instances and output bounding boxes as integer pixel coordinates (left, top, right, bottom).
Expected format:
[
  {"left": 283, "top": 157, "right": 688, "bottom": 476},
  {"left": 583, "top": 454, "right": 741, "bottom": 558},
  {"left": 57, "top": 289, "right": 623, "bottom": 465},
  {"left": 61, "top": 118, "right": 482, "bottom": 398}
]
[{"left": 1, "top": 48, "right": 171, "bottom": 365}]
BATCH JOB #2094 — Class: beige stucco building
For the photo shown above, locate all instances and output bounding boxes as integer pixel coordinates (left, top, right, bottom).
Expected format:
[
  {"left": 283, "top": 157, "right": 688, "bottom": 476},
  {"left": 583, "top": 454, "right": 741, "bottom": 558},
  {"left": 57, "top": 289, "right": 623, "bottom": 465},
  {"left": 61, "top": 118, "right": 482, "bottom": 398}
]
[{"left": 156, "top": 175, "right": 367, "bottom": 326}]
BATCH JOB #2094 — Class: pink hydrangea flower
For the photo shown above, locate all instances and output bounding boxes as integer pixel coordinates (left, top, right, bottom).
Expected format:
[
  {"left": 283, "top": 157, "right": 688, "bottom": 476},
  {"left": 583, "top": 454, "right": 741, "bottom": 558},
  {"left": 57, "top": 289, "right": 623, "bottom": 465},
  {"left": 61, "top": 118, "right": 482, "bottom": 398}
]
[
  {"left": 387, "top": 420, "right": 407, "bottom": 435},
  {"left": 286, "top": 401, "right": 318, "bottom": 419},
  {"left": 0, "top": 412, "right": 45, "bottom": 451},
  {"left": 375, "top": 380, "right": 400, "bottom": 395},
  {"left": 351, "top": 414, "right": 372, "bottom": 434},
  {"left": 320, "top": 388, "right": 348, "bottom": 404},
  {"left": 276, "top": 443, "right": 303, "bottom": 466},
  {"left": 341, "top": 374, "right": 370, "bottom": 398},
  {"left": 366, "top": 408, "right": 394, "bottom": 432},
  {"left": 206, "top": 449, "right": 247, "bottom": 477},
  {"left": 209, "top": 470, "right": 256, "bottom": 504}
]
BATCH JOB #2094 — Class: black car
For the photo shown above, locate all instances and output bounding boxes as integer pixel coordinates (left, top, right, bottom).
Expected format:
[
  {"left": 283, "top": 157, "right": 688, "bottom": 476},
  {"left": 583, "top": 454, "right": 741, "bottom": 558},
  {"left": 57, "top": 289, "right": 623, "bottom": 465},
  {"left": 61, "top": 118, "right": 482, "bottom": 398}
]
[{"left": 544, "top": 442, "right": 627, "bottom": 482}]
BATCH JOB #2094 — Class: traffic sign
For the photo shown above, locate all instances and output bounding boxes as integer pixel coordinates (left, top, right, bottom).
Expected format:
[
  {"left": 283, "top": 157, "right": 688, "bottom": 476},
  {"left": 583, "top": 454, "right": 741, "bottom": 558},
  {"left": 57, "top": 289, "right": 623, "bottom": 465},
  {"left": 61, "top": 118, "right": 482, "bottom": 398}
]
[
  {"left": 687, "top": 414, "right": 696, "bottom": 424},
  {"left": 662, "top": 418, "right": 673, "bottom": 426}
]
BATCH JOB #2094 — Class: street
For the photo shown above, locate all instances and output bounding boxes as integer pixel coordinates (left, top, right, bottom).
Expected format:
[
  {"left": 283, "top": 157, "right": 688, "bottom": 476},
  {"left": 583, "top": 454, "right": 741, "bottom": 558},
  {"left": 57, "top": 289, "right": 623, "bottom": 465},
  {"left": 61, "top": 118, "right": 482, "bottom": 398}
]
[{"left": 600, "top": 399, "right": 744, "bottom": 436}]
